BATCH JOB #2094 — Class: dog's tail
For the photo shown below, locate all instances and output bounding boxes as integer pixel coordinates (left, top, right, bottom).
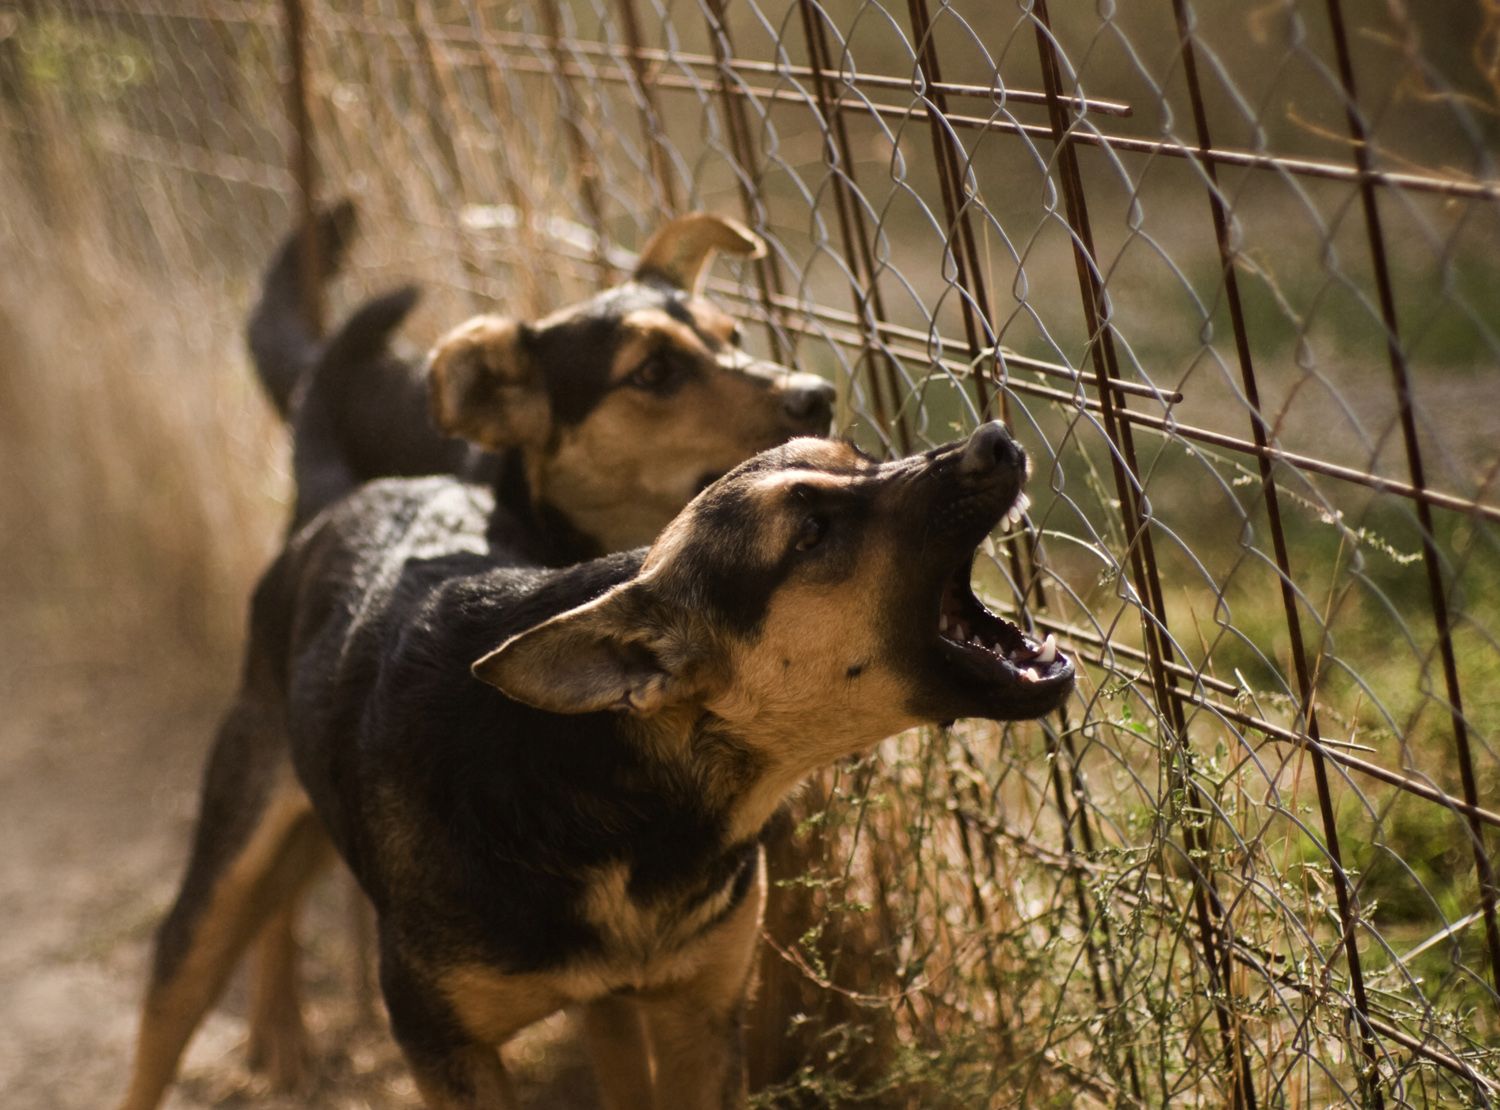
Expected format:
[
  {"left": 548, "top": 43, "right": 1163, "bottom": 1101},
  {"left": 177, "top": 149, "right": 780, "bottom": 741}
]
[
  {"left": 246, "top": 199, "right": 358, "bottom": 418},
  {"left": 290, "top": 284, "right": 423, "bottom": 528}
]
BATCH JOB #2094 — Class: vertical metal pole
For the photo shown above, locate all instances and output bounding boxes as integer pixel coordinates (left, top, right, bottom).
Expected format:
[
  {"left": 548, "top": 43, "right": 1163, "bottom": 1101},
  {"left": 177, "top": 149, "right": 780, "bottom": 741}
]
[
  {"left": 612, "top": 0, "right": 680, "bottom": 213},
  {"left": 407, "top": 0, "right": 489, "bottom": 309},
  {"left": 701, "top": 0, "right": 789, "bottom": 364},
  {"left": 891, "top": 4, "right": 1142, "bottom": 1092},
  {"left": 1171, "top": 4, "right": 1386, "bottom": 1103},
  {"left": 282, "top": 0, "right": 390, "bottom": 1024},
  {"left": 1026, "top": 3, "right": 1259, "bottom": 1105},
  {"left": 1324, "top": 0, "right": 1500, "bottom": 1005},
  {"left": 539, "top": 0, "right": 611, "bottom": 281},
  {"left": 797, "top": 0, "right": 908, "bottom": 450},
  {"left": 903, "top": 0, "right": 992, "bottom": 418},
  {"left": 282, "top": 0, "right": 321, "bottom": 335}
]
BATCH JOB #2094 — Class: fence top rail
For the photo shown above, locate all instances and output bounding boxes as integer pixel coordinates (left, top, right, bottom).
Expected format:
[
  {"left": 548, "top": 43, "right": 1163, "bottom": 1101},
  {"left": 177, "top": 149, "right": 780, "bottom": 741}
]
[{"left": 66, "top": 0, "right": 1499, "bottom": 203}]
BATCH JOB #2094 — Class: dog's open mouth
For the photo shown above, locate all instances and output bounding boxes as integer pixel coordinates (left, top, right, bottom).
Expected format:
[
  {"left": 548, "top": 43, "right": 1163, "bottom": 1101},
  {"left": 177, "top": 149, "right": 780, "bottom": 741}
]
[{"left": 932, "top": 495, "right": 1073, "bottom": 694}]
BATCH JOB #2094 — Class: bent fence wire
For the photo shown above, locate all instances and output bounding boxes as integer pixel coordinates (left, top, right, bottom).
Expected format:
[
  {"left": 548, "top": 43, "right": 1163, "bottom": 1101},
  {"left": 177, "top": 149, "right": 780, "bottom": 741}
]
[{"left": 4, "top": 0, "right": 1498, "bottom": 1104}]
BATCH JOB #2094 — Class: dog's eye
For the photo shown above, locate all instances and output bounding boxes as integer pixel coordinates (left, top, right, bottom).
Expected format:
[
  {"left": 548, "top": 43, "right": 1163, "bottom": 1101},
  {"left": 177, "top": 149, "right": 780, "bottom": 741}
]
[
  {"left": 627, "top": 357, "right": 675, "bottom": 391},
  {"left": 793, "top": 514, "right": 828, "bottom": 552},
  {"left": 728, "top": 324, "right": 744, "bottom": 346}
]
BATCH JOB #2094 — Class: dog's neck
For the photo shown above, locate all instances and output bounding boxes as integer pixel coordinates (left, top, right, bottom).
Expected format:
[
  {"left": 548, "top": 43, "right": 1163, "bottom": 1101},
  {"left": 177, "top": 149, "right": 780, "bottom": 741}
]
[
  {"left": 629, "top": 708, "right": 824, "bottom": 849},
  {"left": 488, "top": 448, "right": 603, "bottom": 567}
]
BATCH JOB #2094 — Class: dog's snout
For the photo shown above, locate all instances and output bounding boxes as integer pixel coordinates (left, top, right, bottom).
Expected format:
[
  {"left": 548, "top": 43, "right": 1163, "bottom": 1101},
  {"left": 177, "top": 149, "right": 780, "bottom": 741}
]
[
  {"left": 781, "top": 375, "right": 835, "bottom": 427},
  {"left": 958, "top": 421, "right": 1022, "bottom": 476}
]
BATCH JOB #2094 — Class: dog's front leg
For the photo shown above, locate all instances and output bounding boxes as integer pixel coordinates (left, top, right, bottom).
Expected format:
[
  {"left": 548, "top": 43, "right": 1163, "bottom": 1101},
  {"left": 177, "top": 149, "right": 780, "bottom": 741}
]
[
  {"left": 383, "top": 977, "right": 516, "bottom": 1110},
  {"left": 405, "top": 1043, "right": 516, "bottom": 1110},
  {"left": 643, "top": 995, "right": 748, "bottom": 1110},
  {"left": 640, "top": 862, "right": 765, "bottom": 1110},
  {"left": 381, "top": 944, "right": 564, "bottom": 1109},
  {"left": 582, "top": 994, "right": 656, "bottom": 1110}
]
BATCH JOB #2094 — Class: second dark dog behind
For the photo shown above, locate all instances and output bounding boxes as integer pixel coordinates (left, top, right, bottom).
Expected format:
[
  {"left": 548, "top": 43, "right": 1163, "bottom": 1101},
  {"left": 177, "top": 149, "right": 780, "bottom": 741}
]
[{"left": 248, "top": 203, "right": 836, "bottom": 558}]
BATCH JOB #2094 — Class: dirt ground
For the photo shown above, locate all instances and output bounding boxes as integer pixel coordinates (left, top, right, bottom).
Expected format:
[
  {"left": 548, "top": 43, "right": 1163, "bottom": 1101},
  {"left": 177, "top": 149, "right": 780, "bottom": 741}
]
[{"left": 0, "top": 623, "right": 596, "bottom": 1108}]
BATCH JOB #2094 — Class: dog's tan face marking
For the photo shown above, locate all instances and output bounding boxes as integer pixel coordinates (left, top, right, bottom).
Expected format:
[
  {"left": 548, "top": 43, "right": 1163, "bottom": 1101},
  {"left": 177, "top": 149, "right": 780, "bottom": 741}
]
[
  {"left": 529, "top": 309, "right": 820, "bottom": 553},
  {"left": 638, "top": 439, "right": 865, "bottom": 576},
  {"left": 677, "top": 445, "right": 923, "bottom": 769},
  {"left": 426, "top": 214, "right": 834, "bottom": 555}
]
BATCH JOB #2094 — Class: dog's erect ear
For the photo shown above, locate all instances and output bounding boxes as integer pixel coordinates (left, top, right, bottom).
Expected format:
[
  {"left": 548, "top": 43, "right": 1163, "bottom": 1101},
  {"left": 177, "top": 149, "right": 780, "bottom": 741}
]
[
  {"left": 427, "top": 315, "right": 550, "bottom": 451},
  {"left": 472, "top": 585, "right": 709, "bottom": 716},
  {"left": 634, "top": 213, "right": 766, "bottom": 294}
]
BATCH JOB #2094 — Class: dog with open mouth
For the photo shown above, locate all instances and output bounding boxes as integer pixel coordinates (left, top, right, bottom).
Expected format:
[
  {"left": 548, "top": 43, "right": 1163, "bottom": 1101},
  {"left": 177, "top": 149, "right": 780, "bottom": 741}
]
[{"left": 117, "top": 421, "right": 1071, "bottom": 1110}]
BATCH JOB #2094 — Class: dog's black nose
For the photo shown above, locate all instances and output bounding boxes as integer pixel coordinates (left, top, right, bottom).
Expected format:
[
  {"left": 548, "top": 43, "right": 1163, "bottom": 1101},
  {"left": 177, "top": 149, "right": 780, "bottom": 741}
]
[
  {"left": 782, "top": 376, "right": 835, "bottom": 426},
  {"left": 958, "top": 421, "right": 1023, "bottom": 475}
]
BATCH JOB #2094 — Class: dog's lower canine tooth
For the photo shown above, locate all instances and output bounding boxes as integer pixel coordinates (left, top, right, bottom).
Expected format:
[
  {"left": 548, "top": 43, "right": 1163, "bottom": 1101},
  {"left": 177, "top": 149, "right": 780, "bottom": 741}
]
[{"left": 1036, "top": 633, "right": 1057, "bottom": 665}]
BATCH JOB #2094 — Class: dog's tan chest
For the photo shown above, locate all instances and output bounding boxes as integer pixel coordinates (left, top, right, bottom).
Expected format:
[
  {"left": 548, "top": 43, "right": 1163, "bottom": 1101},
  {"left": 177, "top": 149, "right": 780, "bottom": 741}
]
[
  {"left": 440, "top": 856, "right": 765, "bottom": 1046},
  {"left": 579, "top": 860, "right": 750, "bottom": 973}
]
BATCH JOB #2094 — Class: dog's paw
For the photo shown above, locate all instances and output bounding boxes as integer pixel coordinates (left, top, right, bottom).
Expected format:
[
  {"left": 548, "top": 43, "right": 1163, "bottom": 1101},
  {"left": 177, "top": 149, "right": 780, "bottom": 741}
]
[{"left": 247, "top": 1007, "right": 317, "bottom": 1093}]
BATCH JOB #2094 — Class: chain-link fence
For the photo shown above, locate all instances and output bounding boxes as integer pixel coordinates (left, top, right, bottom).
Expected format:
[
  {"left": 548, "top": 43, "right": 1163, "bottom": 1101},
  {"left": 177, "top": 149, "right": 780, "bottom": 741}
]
[{"left": 3, "top": 0, "right": 1498, "bottom": 1104}]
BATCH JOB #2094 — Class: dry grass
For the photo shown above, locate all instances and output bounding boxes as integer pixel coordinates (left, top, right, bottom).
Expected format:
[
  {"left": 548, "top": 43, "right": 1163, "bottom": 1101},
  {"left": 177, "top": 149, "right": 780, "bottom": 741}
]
[{"left": 0, "top": 133, "right": 287, "bottom": 665}]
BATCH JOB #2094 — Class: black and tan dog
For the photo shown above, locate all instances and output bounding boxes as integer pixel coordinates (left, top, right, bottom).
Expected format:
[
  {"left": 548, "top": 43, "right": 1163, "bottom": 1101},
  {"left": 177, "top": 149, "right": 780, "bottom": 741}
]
[
  {"left": 248, "top": 202, "right": 835, "bottom": 554},
  {"left": 118, "top": 420, "right": 1072, "bottom": 1110}
]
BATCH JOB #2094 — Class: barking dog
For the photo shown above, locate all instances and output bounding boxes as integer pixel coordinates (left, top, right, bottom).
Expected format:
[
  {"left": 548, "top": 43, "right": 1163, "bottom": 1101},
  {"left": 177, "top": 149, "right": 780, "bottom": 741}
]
[
  {"left": 248, "top": 203, "right": 835, "bottom": 557},
  {"left": 232, "top": 205, "right": 831, "bottom": 1092},
  {"left": 118, "top": 422, "right": 1072, "bottom": 1110}
]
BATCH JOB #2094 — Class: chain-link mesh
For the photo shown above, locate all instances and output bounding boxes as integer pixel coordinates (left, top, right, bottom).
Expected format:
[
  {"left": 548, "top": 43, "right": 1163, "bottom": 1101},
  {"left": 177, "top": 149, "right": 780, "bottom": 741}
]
[{"left": 3, "top": 0, "right": 1498, "bottom": 1104}]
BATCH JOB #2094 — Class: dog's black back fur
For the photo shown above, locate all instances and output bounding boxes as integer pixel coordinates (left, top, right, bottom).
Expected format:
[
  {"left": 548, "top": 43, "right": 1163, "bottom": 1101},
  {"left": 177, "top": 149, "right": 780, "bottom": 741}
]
[{"left": 267, "top": 479, "right": 757, "bottom": 975}]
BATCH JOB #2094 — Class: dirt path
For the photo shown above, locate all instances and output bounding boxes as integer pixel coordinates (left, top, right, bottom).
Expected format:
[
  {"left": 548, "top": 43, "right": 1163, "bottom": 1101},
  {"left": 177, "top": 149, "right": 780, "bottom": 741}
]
[{"left": 0, "top": 630, "right": 593, "bottom": 1108}]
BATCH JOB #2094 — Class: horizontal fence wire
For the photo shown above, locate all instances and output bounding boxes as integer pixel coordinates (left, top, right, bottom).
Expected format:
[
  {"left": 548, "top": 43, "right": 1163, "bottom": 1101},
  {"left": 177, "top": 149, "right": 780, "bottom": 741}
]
[{"left": 2, "top": 0, "right": 1498, "bottom": 1103}]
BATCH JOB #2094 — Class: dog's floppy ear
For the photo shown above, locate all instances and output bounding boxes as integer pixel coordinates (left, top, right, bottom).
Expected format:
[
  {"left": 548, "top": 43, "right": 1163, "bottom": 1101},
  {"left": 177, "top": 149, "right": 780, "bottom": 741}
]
[
  {"left": 472, "top": 584, "right": 710, "bottom": 716},
  {"left": 427, "top": 315, "right": 550, "bottom": 451},
  {"left": 634, "top": 213, "right": 766, "bottom": 294}
]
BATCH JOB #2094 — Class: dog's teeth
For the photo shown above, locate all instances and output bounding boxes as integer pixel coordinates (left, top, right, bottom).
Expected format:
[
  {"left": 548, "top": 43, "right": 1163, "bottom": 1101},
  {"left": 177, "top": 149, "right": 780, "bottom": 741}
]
[
  {"left": 1019, "top": 666, "right": 1041, "bottom": 683},
  {"left": 1036, "top": 633, "right": 1057, "bottom": 665},
  {"left": 939, "top": 615, "right": 952, "bottom": 636}
]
